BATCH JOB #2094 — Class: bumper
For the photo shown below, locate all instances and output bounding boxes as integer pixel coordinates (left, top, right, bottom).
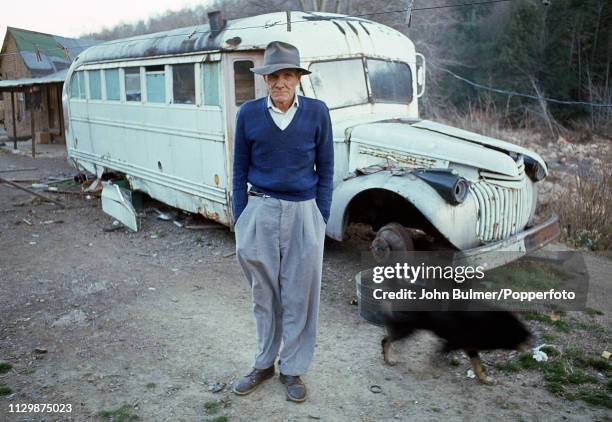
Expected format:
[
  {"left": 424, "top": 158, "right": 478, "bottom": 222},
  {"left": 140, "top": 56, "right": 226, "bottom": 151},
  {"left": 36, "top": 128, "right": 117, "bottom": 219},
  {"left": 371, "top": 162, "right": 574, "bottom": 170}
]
[{"left": 453, "top": 213, "right": 561, "bottom": 270}]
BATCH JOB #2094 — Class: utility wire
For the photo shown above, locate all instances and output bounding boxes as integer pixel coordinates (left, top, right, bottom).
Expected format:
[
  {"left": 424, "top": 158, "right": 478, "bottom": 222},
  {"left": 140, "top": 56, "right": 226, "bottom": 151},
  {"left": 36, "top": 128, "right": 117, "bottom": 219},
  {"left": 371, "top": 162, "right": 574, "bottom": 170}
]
[
  {"left": 353, "top": 0, "right": 513, "bottom": 17},
  {"left": 430, "top": 61, "right": 612, "bottom": 108}
]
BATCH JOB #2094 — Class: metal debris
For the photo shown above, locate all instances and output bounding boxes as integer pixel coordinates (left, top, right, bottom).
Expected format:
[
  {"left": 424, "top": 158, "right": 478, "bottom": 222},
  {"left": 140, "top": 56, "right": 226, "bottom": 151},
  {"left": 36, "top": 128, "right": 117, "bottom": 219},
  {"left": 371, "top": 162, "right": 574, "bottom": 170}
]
[
  {"left": 0, "top": 176, "right": 65, "bottom": 208},
  {"left": 101, "top": 182, "right": 139, "bottom": 231},
  {"left": 185, "top": 223, "right": 224, "bottom": 230},
  {"left": 84, "top": 177, "right": 102, "bottom": 193},
  {"left": 209, "top": 382, "right": 226, "bottom": 393},
  {"left": 0, "top": 167, "right": 38, "bottom": 173},
  {"left": 154, "top": 209, "right": 173, "bottom": 221},
  {"left": 102, "top": 220, "right": 123, "bottom": 232}
]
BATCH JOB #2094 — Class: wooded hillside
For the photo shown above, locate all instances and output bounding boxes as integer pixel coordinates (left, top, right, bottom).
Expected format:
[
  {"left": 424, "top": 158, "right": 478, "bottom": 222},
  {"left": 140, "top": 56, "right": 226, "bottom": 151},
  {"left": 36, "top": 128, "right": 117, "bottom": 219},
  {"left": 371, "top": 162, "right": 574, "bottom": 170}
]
[{"left": 82, "top": 0, "right": 611, "bottom": 136}]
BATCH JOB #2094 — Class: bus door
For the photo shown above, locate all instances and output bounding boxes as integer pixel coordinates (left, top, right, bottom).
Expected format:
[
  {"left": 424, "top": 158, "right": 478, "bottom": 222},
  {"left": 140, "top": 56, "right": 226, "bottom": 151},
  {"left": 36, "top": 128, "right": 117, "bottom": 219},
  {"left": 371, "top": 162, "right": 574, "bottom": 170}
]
[{"left": 223, "top": 52, "right": 266, "bottom": 213}]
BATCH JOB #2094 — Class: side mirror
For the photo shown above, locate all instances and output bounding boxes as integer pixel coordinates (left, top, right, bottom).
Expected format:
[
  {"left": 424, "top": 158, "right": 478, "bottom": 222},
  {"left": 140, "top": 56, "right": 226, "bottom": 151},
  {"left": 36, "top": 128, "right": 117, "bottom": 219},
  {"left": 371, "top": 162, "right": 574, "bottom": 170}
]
[{"left": 416, "top": 53, "right": 426, "bottom": 98}]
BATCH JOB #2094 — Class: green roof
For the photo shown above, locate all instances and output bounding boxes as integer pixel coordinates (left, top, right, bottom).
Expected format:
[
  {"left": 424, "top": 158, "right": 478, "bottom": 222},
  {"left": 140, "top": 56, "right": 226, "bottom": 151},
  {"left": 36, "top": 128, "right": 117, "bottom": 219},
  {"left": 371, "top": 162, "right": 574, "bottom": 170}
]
[
  {"left": 9, "top": 27, "right": 66, "bottom": 58},
  {"left": 4, "top": 27, "right": 99, "bottom": 77}
]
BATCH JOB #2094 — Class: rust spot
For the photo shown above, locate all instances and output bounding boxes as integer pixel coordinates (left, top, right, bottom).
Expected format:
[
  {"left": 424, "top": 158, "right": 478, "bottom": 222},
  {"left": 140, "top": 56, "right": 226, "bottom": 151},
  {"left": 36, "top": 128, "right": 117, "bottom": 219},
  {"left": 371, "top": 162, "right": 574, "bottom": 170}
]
[
  {"left": 196, "top": 207, "right": 220, "bottom": 223},
  {"left": 358, "top": 145, "right": 437, "bottom": 168},
  {"left": 180, "top": 38, "right": 197, "bottom": 50},
  {"left": 144, "top": 46, "right": 160, "bottom": 56},
  {"left": 226, "top": 37, "right": 242, "bottom": 47},
  {"left": 524, "top": 216, "right": 560, "bottom": 251}
]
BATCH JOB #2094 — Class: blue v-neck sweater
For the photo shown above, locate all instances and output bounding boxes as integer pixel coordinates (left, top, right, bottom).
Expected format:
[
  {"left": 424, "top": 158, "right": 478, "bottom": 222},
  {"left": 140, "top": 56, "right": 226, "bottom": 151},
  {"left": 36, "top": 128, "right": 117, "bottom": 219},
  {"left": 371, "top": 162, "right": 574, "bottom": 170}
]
[{"left": 232, "top": 96, "right": 334, "bottom": 223}]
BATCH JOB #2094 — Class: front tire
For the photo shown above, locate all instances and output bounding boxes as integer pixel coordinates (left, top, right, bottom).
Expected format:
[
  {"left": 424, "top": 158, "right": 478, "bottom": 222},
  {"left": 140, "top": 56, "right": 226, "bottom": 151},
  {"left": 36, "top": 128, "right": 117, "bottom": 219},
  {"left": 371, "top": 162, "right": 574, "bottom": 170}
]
[{"left": 370, "top": 222, "right": 414, "bottom": 264}]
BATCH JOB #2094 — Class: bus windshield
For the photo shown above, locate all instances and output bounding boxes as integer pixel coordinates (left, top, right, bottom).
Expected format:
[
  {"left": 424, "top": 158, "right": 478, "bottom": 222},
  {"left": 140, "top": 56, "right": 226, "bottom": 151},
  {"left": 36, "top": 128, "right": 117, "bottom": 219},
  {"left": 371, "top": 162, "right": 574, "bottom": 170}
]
[{"left": 309, "top": 58, "right": 413, "bottom": 109}]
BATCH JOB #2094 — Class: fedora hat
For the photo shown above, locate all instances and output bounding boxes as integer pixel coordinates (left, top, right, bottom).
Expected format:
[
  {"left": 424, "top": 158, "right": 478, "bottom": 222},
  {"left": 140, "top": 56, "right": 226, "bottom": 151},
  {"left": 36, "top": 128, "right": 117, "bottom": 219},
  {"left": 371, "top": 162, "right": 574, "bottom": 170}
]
[{"left": 250, "top": 41, "right": 311, "bottom": 75}]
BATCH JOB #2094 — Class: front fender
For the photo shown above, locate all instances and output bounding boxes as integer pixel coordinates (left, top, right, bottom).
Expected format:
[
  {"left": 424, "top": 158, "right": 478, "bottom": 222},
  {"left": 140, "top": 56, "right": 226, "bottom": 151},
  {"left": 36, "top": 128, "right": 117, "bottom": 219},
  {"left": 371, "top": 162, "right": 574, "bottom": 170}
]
[{"left": 327, "top": 171, "right": 479, "bottom": 249}]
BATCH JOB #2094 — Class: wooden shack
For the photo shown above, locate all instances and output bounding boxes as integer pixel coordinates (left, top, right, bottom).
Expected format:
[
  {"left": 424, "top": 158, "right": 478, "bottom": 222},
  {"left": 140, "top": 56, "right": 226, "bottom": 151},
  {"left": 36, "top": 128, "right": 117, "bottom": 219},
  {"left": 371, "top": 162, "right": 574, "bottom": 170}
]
[{"left": 0, "top": 27, "right": 97, "bottom": 150}]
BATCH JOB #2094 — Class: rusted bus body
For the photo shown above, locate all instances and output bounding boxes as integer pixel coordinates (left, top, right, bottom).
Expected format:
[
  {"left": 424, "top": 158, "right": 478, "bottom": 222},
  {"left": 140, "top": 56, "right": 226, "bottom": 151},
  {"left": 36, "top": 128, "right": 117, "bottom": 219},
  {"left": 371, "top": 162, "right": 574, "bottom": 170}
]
[{"left": 62, "top": 11, "right": 558, "bottom": 263}]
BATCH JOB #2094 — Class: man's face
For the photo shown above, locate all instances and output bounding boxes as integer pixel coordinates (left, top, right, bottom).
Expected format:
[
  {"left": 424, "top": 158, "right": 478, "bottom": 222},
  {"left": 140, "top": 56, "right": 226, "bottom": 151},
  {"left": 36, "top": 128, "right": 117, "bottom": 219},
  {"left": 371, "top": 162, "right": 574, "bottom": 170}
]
[{"left": 265, "top": 69, "right": 301, "bottom": 103}]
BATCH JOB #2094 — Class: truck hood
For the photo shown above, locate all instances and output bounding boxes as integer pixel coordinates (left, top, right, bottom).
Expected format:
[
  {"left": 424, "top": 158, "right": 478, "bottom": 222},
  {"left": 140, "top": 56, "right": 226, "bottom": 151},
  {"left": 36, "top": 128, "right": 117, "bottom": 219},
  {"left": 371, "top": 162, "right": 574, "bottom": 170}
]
[{"left": 346, "top": 118, "right": 547, "bottom": 178}]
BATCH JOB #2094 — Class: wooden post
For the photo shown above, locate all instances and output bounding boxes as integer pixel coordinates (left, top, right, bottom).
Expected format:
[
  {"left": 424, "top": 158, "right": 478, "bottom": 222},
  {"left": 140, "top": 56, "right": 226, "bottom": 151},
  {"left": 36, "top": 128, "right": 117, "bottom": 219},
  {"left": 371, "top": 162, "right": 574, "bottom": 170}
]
[
  {"left": 45, "top": 84, "right": 51, "bottom": 131},
  {"left": 29, "top": 87, "right": 36, "bottom": 158},
  {"left": 56, "top": 84, "right": 65, "bottom": 143},
  {"left": 10, "top": 91, "right": 17, "bottom": 150}
]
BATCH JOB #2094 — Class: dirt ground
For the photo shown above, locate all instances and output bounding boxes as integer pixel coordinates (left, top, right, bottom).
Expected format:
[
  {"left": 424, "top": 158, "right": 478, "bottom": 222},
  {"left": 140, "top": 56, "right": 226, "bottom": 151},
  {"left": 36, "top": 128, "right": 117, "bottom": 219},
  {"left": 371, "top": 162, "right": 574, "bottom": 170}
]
[{"left": 0, "top": 144, "right": 610, "bottom": 422}]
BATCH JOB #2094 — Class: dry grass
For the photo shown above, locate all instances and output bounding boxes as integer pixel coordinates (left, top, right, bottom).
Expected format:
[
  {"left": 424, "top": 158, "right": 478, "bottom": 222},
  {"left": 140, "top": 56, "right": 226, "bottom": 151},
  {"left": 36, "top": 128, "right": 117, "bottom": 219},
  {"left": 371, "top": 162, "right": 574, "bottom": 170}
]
[
  {"left": 549, "top": 160, "right": 612, "bottom": 251},
  {"left": 581, "top": 80, "right": 612, "bottom": 138},
  {"left": 425, "top": 95, "right": 560, "bottom": 146},
  {"left": 426, "top": 95, "right": 509, "bottom": 141},
  {"left": 424, "top": 90, "right": 612, "bottom": 146}
]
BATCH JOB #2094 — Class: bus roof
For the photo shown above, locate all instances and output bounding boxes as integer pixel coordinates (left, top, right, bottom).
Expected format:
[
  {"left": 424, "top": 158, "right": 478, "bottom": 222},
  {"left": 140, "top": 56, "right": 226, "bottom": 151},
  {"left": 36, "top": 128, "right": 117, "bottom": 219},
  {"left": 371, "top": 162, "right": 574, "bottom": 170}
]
[{"left": 75, "top": 11, "right": 415, "bottom": 65}]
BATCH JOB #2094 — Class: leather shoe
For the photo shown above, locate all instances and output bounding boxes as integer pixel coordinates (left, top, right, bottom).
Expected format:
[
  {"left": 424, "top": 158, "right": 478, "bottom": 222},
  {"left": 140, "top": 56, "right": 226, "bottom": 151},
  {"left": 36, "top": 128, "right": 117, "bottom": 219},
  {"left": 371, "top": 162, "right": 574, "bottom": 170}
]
[
  {"left": 233, "top": 365, "right": 274, "bottom": 395},
  {"left": 279, "top": 373, "right": 307, "bottom": 402}
]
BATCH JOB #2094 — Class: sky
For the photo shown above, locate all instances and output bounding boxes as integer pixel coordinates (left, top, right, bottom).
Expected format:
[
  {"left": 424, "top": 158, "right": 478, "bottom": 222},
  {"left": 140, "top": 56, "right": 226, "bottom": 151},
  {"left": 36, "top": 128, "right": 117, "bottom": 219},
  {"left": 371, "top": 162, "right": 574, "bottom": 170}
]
[{"left": 1, "top": 0, "right": 212, "bottom": 41}]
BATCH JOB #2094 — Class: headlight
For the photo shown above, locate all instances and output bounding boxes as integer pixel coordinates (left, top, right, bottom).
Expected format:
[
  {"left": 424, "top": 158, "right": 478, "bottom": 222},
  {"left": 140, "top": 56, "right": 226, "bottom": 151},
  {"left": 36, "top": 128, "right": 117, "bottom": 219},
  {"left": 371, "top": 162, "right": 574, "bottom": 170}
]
[
  {"left": 451, "top": 177, "right": 469, "bottom": 204},
  {"left": 414, "top": 169, "right": 469, "bottom": 205},
  {"left": 524, "top": 156, "right": 546, "bottom": 182}
]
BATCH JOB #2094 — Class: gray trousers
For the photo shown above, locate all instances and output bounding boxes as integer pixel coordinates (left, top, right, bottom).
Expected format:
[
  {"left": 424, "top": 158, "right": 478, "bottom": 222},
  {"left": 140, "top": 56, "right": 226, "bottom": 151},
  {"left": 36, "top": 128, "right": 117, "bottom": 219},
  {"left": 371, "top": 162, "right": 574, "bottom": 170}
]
[{"left": 234, "top": 195, "right": 326, "bottom": 376}]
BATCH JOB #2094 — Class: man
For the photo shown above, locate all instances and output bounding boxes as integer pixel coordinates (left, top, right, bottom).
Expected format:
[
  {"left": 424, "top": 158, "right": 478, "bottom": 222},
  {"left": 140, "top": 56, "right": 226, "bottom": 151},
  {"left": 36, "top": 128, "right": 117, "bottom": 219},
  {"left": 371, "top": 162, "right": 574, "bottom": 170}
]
[{"left": 231, "top": 41, "right": 334, "bottom": 403}]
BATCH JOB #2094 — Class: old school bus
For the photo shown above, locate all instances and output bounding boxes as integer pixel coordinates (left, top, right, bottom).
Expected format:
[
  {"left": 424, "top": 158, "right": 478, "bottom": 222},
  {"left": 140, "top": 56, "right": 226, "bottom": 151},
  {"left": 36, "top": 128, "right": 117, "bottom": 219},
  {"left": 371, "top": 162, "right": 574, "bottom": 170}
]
[{"left": 63, "top": 11, "right": 559, "bottom": 266}]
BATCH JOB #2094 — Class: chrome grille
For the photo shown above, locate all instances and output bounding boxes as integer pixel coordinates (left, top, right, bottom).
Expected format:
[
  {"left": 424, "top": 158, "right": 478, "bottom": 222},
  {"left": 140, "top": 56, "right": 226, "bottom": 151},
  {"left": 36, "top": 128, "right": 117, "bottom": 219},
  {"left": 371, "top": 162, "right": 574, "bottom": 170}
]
[{"left": 470, "top": 178, "right": 533, "bottom": 243}]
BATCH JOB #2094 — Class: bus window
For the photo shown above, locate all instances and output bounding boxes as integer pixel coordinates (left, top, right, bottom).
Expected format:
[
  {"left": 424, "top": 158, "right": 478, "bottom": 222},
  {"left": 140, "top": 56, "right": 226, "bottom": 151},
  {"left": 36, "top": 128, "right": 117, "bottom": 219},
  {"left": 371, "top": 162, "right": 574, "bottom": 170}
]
[
  {"left": 309, "top": 59, "right": 367, "bottom": 109},
  {"left": 88, "top": 70, "right": 102, "bottom": 100},
  {"left": 203, "top": 62, "right": 220, "bottom": 106},
  {"left": 173, "top": 64, "right": 195, "bottom": 104},
  {"left": 70, "top": 73, "right": 79, "bottom": 99},
  {"left": 366, "top": 59, "right": 412, "bottom": 104},
  {"left": 125, "top": 67, "right": 141, "bottom": 102},
  {"left": 78, "top": 72, "right": 86, "bottom": 100},
  {"left": 234, "top": 61, "right": 254, "bottom": 106},
  {"left": 105, "top": 69, "right": 120, "bottom": 101},
  {"left": 146, "top": 65, "right": 165, "bottom": 103}
]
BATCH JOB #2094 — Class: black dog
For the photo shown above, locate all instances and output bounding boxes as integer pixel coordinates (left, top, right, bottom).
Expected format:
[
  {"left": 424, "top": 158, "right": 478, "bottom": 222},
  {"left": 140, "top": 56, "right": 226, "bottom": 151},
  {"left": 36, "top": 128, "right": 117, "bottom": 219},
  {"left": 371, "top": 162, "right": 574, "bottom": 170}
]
[{"left": 381, "top": 309, "right": 531, "bottom": 384}]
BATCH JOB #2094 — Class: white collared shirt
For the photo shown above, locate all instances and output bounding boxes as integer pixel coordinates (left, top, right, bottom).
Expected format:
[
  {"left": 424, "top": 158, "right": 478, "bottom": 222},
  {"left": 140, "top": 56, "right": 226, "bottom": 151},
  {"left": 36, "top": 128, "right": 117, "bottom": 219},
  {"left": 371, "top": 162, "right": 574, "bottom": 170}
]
[{"left": 267, "top": 94, "right": 299, "bottom": 130}]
